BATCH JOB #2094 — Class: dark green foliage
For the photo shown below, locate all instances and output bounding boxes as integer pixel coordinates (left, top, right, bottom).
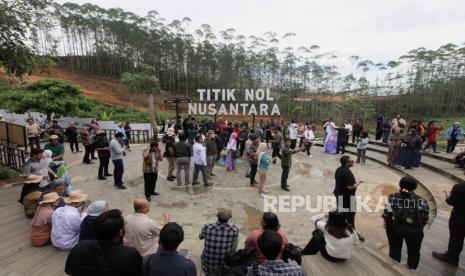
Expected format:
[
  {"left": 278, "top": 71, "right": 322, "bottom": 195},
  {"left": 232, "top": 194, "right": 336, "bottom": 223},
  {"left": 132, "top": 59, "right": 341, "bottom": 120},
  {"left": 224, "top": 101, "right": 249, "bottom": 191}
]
[{"left": 0, "top": 165, "right": 16, "bottom": 179}]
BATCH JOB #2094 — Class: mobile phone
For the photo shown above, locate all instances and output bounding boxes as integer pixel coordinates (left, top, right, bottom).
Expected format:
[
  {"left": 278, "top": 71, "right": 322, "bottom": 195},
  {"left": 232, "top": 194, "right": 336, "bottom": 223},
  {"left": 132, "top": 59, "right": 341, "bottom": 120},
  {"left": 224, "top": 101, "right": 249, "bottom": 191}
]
[{"left": 179, "top": 249, "right": 188, "bottom": 257}]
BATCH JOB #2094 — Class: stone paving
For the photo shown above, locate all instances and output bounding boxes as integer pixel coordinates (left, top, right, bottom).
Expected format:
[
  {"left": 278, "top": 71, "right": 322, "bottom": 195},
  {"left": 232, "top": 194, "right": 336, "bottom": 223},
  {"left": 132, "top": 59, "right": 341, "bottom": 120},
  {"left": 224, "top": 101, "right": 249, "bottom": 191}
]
[{"left": 64, "top": 143, "right": 429, "bottom": 257}]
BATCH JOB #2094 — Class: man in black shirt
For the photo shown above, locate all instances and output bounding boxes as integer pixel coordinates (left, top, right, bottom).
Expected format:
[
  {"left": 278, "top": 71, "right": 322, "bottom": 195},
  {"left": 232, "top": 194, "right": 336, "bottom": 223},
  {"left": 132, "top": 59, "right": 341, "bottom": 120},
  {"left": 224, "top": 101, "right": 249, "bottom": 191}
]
[
  {"left": 335, "top": 125, "right": 349, "bottom": 154},
  {"left": 65, "top": 209, "right": 142, "bottom": 276},
  {"left": 93, "top": 131, "right": 112, "bottom": 180},
  {"left": 433, "top": 182, "right": 465, "bottom": 266},
  {"left": 164, "top": 131, "right": 176, "bottom": 181},
  {"left": 334, "top": 156, "right": 363, "bottom": 239}
]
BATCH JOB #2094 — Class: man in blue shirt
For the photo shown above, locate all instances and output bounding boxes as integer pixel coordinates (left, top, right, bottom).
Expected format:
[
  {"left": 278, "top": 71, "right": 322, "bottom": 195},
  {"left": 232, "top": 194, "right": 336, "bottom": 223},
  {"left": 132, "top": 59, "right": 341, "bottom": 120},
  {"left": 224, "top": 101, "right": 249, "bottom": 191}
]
[{"left": 144, "top": 222, "right": 196, "bottom": 276}]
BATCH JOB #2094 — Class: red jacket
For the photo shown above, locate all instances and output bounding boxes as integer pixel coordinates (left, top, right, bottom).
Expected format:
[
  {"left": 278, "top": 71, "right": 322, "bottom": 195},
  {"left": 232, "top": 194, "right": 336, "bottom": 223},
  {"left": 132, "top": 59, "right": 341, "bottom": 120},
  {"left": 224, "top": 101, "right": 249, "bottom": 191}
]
[{"left": 426, "top": 125, "right": 443, "bottom": 142}]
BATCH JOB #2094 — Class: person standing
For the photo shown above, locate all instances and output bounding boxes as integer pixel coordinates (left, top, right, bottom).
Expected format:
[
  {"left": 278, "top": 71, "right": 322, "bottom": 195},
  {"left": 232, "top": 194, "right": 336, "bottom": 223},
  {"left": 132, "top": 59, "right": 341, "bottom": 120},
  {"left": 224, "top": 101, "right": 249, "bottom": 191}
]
[
  {"left": 303, "top": 124, "right": 315, "bottom": 157},
  {"left": 93, "top": 131, "right": 111, "bottom": 180},
  {"left": 280, "top": 138, "right": 304, "bottom": 191},
  {"left": 47, "top": 120, "right": 64, "bottom": 144},
  {"left": 80, "top": 127, "right": 93, "bottom": 164},
  {"left": 110, "top": 132, "right": 127, "bottom": 189},
  {"left": 383, "top": 177, "right": 429, "bottom": 270},
  {"left": 248, "top": 135, "right": 260, "bottom": 187},
  {"left": 397, "top": 128, "right": 422, "bottom": 169},
  {"left": 375, "top": 115, "right": 384, "bottom": 141},
  {"left": 239, "top": 125, "right": 249, "bottom": 157},
  {"left": 289, "top": 120, "right": 298, "bottom": 149},
  {"left": 445, "top": 122, "right": 464, "bottom": 154},
  {"left": 335, "top": 125, "right": 348, "bottom": 154},
  {"left": 356, "top": 131, "right": 369, "bottom": 165},
  {"left": 243, "top": 133, "right": 254, "bottom": 178},
  {"left": 352, "top": 119, "right": 364, "bottom": 144},
  {"left": 164, "top": 130, "right": 176, "bottom": 181},
  {"left": 390, "top": 114, "right": 407, "bottom": 130},
  {"left": 192, "top": 136, "right": 212, "bottom": 186},
  {"left": 205, "top": 130, "right": 217, "bottom": 179},
  {"left": 124, "top": 122, "right": 132, "bottom": 150},
  {"left": 387, "top": 125, "right": 404, "bottom": 166},
  {"left": 334, "top": 156, "right": 364, "bottom": 241},
  {"left": 423, "top": 121, "right": 444, "bottom": 153},
  {"left": 143, "top": 142, "right": 163, "bottom": 199},
  {"left": 225, "top": 132, "right": 238, "bottom": 171},
  {"left": 257, "top": 143, "right": 271, "bottom": 197},
  {"left": 344, "top": 120, "right": 353, "bottom": 145},
  {"left": 65, "top": 122, "right": 80, "bottom": 153},
  {"left": 323, "top": 119, "right": 338, "bottom": 154},
  {"left": 199, "top": 208, "right": 239, "bottom": 274},
  {"left": 433, "top": 182, "right": 465, "bottom": 266},
  {"left": 271, "top": 127, "right": 283, "bottom": 163},
  {"left": 174, "top": 134, "right": 192, "bottom": 186},
  {"left": 26, "top": 118, "right": 41, "bottom": 151},
  {"left": 382, "top": 118, "right": 391, "bottom": 144}
]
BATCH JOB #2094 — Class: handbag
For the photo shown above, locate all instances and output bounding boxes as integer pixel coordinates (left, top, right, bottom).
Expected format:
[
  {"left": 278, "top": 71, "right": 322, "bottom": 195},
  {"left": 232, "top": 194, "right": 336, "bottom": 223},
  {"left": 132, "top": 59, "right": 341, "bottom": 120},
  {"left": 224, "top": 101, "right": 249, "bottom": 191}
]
[{"left": 282, "top": 243, "right": 303, "bottom": 265}]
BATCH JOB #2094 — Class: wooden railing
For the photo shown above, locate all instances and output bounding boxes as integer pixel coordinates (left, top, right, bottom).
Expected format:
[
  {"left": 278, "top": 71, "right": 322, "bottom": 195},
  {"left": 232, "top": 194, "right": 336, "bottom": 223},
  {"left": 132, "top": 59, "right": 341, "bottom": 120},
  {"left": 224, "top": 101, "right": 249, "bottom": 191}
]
[
  {"left": 0, "top": 143, "right": 28, "bottom": 171},
  {"left": 102, "top": 129, "right": 151, "bottom": 144}
]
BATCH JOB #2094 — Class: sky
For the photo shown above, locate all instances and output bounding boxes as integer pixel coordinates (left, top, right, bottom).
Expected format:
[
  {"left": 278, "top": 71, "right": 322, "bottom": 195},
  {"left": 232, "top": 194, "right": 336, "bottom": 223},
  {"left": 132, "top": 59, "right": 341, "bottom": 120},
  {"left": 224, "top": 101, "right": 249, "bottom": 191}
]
[{"left": 56, "top": 0, "right": 465, "bottom": 66}]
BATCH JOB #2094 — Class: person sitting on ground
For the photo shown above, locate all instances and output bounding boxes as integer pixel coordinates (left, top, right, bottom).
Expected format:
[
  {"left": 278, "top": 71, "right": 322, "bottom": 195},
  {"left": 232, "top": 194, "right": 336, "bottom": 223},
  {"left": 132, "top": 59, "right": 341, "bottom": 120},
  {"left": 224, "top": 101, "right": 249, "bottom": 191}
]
[
  {"left": 245, "top": 212, "right": 289, "bottom": 264},
  {"left": 80, "top": 200, "right": 108, "bottom": 241},
  {"left": 40, "top": 179, "right": 66, "bottom": 208},
  {"left": 51, "top": 190, "right": 88, "bottom": 250},
  {"left": 455, "top": 150, "right": 465, "bottom": 175},
  {"left": 199, "top": 208, "right": 239, "bottom": 274},
  {"left": 65, "top": 209, "right": 142, "bottom": 276},
  {"left": 302, "top": 210, "right": 359, "bottom": 262},
  {"left": 143, "top": 222, "right": 197, "bottom": 276},
  {"left": 124, "top": 199, "right": 170, "bottom": 256},
  {"left": 248, "top": 230, "right": 306, "bottom": 276},
  {"left": 382, "top": 176, "right": 430, "bottom": 270},
  {"left": 30, "top": 192, "right": 61, "bottom": 247}
]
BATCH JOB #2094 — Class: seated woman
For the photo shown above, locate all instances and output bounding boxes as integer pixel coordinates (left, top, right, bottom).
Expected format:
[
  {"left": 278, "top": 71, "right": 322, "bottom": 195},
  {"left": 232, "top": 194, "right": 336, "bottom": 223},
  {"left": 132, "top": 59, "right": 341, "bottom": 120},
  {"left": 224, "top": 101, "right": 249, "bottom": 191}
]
[
  {"left": 30, "top": 192, "right": 61, "bottom": 247},
  {"left": 245, "top": 212, "right": 289, "bottom": 264},
  {"left": 303, "top": 210, "right": 359, "bottom": 262},
  {"left": 79, "top": 200, "right": 108, "bottom": 241}
]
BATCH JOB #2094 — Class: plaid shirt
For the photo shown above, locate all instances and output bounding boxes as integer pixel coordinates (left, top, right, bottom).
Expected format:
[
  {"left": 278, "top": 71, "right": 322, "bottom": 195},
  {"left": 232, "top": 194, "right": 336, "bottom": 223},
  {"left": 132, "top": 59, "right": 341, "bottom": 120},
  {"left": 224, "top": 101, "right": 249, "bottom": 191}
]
[
  {"left": 200, "top": 222, "right": 239, "bottom": 273},
  {"left": 383, "top": 192, "right": 430, "bottom": 226},
  {"left": 247, "top": 260, "right": 307, "bottom": 276}
]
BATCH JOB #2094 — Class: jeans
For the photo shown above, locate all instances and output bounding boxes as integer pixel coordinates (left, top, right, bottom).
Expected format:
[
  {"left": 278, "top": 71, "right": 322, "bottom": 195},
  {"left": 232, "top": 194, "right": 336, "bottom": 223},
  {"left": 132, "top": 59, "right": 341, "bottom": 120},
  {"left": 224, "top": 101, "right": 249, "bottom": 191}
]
[
  {"left": 281, "top": 166, "right": 290, "bottom": 188},
  {"left": 206, "top": 155, "right": 215, "bottom": 177},
  {"left": 250, "top": 164, "right": 258, "bottom": 185},
  {"left": 98, "top": 156, "right": 109, "bottom": 178},
  {"left": 167, "top": 157, "right": 175, "bottom": 178},
  {"left": 386, "top": 227, "right": 424, "bottom": 269},
  {"left": 176, "top": 157, "right": 190, "bottom": 185},
  {"left": 193, "top": 164, "right": 208, "bottom": 185},
  {"left": 143, "top": 172, "right": 158, "bottom": 197},
  {"left": 356, "top": 149, "right": 366, "bottom": 165},
  {"left": 112, "top": 159, "right": 124, "bottom": 186},
  {"left": 28, "top": 136, "right": 41, "bottom": 152}
]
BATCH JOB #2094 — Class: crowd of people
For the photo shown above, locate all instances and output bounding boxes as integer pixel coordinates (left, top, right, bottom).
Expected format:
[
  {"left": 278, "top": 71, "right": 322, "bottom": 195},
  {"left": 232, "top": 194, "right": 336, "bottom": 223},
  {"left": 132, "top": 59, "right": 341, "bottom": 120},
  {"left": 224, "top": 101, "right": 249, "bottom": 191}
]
[{"left": 10, "top": 113, "right": 465, "bottom": 275}]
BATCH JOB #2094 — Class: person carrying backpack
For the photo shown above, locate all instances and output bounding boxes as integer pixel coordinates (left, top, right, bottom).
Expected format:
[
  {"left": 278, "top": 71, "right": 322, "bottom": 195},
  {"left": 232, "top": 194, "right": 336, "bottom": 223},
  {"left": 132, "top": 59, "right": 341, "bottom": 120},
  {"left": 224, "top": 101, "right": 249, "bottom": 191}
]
[{"left": 382, "top": 176, "right": 430, "bottom": 270}]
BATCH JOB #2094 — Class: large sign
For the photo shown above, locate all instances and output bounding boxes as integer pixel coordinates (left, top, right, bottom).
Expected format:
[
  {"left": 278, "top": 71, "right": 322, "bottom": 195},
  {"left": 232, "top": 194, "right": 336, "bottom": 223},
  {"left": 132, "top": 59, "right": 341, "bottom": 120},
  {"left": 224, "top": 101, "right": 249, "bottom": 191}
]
[{"left": 188, "top": 89, "right": 280, "bottom": 116}]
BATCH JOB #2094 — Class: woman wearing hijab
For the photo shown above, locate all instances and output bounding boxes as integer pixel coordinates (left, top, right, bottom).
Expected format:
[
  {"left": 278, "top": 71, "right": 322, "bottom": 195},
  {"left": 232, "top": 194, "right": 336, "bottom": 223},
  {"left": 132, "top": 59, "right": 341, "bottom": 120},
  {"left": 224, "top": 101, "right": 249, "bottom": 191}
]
[
  {"left": 30, "top": 192, "right": 61, "bottom": 247},
  {"left": 257, "top": 142, "right": 271, "bottom": 197},
  {"left": 79, "top": 200, "right": 108, "bottom": 241},
  {"left": 225, "top": 132, "right": 238, "bottom": 171}
]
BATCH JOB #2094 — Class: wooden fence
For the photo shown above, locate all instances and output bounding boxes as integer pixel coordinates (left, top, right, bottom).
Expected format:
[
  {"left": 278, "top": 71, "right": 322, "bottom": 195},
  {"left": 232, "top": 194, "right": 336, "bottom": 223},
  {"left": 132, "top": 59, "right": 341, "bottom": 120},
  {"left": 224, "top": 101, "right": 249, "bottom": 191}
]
[
  {"left": 0, "top": 143, "right": 28, "bottom": 171},
  {"left": 102, "top": 129, "right": 151, "bottom": 144}
]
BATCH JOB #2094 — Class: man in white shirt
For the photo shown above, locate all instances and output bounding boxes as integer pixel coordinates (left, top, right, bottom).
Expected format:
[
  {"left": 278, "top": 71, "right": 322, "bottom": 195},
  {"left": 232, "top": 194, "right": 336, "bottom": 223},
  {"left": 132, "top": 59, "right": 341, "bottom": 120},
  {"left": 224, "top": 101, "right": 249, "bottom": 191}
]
[
  {"left": 51, "top": 190, "right": 88, "bottom": 250},
  {"left": 344, "top": 120, "right": 353, "bottom": 145},
  {"left": 124, "top": 198, "right": 170, "bottom": 256},
  {"left": 303, "top": 125, "right": 315, "bottom": 157},
  {"left": 192, "top": 135, "right": 212, "bottom": 186},
  {"left": 110, "top": 132, "right": 126, "bottom": 189},
  {"left": 288, "top": 120, "right": 298, "bottom": 149}
]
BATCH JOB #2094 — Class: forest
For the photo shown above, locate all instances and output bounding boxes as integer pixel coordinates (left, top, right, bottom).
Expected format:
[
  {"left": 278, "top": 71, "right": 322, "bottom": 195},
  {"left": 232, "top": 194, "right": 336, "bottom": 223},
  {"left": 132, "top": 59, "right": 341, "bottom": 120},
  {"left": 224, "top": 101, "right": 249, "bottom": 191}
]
[{"left": 1, "top": 0, "right": 465, "bottom": 120}]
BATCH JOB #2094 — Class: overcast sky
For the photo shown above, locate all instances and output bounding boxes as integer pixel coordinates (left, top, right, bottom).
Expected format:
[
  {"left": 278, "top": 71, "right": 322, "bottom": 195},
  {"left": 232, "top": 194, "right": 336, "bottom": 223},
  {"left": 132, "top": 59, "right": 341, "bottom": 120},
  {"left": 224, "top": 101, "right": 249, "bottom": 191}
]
[{"left": 56, "top": 0, "right": 465, "bottom": 64}]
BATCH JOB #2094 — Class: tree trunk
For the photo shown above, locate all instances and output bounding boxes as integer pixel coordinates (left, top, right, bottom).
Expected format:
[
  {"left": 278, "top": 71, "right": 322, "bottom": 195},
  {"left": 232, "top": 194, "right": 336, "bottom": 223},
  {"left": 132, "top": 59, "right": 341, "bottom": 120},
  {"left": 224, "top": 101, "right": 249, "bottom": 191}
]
[{"left": 148, "top": 93, "right": 158, "bottom": 141}]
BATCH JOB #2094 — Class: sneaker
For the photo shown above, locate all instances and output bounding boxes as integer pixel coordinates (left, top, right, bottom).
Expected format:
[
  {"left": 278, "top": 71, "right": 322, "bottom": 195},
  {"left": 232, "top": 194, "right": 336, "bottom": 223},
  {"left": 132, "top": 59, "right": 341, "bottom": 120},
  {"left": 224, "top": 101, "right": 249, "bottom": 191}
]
[
  {"left": 281, "top": 186, "right": 290, "bottom": 192},
  {"left": 432, "top": 251, "right": 458, "bottom": 266},
  {"left": 262, "top": 188, "right": 270, "bottom": 194},
  {"left": 116, "top": 185, "right": 127, "bottom": 190}
]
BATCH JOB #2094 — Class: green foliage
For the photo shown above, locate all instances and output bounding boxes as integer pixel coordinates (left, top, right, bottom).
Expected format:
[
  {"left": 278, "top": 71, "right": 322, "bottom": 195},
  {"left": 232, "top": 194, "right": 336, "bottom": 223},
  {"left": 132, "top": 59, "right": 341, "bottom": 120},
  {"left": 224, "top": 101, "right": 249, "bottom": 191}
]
[
  {"left": 0, "top": 0, "right": 52, "bottom": 78},
  {"left": 324, "top": 99, "right": 376, "bottom": 124},
  {"left": 291, "top": 106, "right": 304, "bottom": 120},
  {"left": 34, "top": 55, "right": 56, "bottom": 73},
  {"left": 120, "top": 65, "right": 161, "bottom": 94},
  {"left": 0, "top": 165, "right": 16, "bottom": 179}
]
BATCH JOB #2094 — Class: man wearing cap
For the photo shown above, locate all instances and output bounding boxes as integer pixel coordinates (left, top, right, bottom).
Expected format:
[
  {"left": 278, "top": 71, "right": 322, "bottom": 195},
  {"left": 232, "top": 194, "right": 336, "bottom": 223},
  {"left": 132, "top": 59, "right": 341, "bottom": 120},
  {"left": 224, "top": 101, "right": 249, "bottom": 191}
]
[
  {"left": 30, "top": 192, "right": 61, "bottom": 247},
  {"left": 143, "top": 142, "right": 163, "bottom": 199},
  {"left": 47, "top": 120, "right": 64, "bottom": 143},
  {"left": 110, "top": 132, "right": 127, "bottom": 189},
  {"left": 199, "top": 208, "right": 239, "bottom": 274},
  {"left": 164, "top": 129, "right": 176, "bottom": 181},
  {"left": 205, "top": 130, "right": 217, "bottom": 179},
  {"left": 26, "top": 118, "right": 41, "bottom": 151},
  {"left": 51, "top": 190, "right": 88, "bottom": 250},
  {"left": 93, "top": 130, "right": 112, "bottom": 180},
  {"left": 143, "top": 222, "right": 197, "bottom": 276},
  {"left": 44, "top": 134, "right": 65, "bottom": 162},
  {"left": 192, "top": 135, "right": 212, "bottom": 186},
  {"left": 124, "top": 199, "right": 170, "bottom": 256}
]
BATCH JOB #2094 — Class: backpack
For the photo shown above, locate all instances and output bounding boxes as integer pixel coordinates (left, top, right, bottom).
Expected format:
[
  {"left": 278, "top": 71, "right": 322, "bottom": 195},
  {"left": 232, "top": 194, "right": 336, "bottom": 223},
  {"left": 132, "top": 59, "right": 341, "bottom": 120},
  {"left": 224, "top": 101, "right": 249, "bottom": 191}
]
[
  {"left": 391, "top": 193, "right": 423, "bottom": 236},
  {"left": 207, "top": 247, "right": 257, "bottom": 276},
  {"left": 23, "top": 191, "right": 42, "bottom": 218},
  {"left": 282, "top": 243, "right": 303, "bottom": 265}
]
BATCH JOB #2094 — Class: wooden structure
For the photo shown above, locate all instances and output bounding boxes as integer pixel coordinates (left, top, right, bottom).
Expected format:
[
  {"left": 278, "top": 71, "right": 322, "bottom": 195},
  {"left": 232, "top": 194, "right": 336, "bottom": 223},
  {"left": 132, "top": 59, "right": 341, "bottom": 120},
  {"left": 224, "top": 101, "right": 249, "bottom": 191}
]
[
  {"left": 0, "top": 121, "right": 28, "bottom": 171},
  {"left": 102, "top": 129, "right": 150, "bottom": 144}
]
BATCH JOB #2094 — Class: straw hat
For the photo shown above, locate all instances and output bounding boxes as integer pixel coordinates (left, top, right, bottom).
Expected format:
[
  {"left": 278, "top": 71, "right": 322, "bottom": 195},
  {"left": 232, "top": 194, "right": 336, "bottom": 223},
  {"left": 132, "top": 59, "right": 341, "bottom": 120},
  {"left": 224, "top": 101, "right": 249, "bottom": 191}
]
[
  {"left": 24, "top": 174, "right": 45, "bottom": 184},
  {"left": 49, "top": 135, "right": 59, "bottom": 140},
  {"left": 39, "top": 192, "right": 60, "bottom": 205},
  {"left": 64, "top": 190, "right": 88, "bottom": 204}
]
